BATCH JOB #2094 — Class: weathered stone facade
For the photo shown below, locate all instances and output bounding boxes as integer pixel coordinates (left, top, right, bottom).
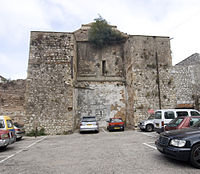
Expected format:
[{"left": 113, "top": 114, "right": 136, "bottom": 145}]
[
  {"left": 124, "top": 36, "right": 176, "bottom": 126},
  {"left": 23, "top": 23, "right": 177, "bottom": 134},
  {"left": 25, "top": 32, "right": 75, "bottom": 134},
  {"left": 0, "top": 79, "right": 26, "bottom": 123},
  {"left": 1, "top": 28, "right": 200, "bottom": 134},
  {"left": 173, "top": 53, "right": 200, "bottom": 110}
]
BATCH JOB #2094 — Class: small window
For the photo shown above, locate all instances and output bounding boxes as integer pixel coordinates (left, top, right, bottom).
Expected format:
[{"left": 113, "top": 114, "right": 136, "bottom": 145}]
[
  {"left": 102, "top": 60, "right": 106, "bottom": 76},
  {"left": 176, "top": 111, "right": 188, "bottom": 117},
  {"left": 164, "top": 111, "right": 175, "bottom": 119},
  {"left": 155, "top": 111, "right": 162, "bottom": 119},
  {"left": 191, "top": 111, "right": 200, "bottom": 116},
  {"left": 6, "top": 120, "right": 13, "bottom": 128},
  {"left": 0, "top": 120, "right": 5, "bottom": 128}
]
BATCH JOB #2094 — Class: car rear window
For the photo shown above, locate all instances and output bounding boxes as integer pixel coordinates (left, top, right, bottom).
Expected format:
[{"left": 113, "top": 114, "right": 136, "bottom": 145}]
[
  {"left": 190, "top": 111, "right": 200, "bottom": 116},
  {"left": 168, "top": 118, "right": 184, "bottom": 127},
  {"left": 0, "top": 120, "right": 5, "bottom": 128},
  {"left": 164, "top": 111, "right": 175, "bottom": 119},
  {"left": 155, "top": 111, "right": 162, "bottom": 119},
  {"left": 82, "top": 117, "right": 96, "bottom": 122},
  {"left": 111, "top": 119, "right": 123, "bottom": 123},
  {"left": 176, "top": 111, "right": 188, "bottom": 117}
]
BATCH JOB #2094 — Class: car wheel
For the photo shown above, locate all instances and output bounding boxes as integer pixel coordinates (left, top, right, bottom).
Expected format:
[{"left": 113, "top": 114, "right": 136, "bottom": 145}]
[
  {"left": 190, "top": 144, "right": 200, "bottom": 168},
  {"left": 146, "top": 124, "right": 153, "bottom": 132},
  {"left": 17, "top": 137, "right": 22, "bottom": 141}
]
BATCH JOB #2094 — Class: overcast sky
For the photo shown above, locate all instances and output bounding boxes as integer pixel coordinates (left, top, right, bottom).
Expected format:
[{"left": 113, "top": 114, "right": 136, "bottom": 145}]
[{"left": 1, "top": 0, "right": 200, "bottom": 80}]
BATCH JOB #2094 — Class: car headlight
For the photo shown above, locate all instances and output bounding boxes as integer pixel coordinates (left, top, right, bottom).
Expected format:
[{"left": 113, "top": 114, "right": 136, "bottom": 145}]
[{"left": 170, "top": 139, "right": 186, "bottom": 147}]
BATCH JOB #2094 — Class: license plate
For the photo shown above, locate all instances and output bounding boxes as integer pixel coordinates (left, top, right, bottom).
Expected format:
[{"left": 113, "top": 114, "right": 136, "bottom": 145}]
[
  {"left": 87, "top": 124, "right": 92, "bottom": 126},
  {"left": 114, "top": 127, "right": 120, "bottom": 129},
  {"left": 156, "top": 123, "right": 159, "bottom": 127}
]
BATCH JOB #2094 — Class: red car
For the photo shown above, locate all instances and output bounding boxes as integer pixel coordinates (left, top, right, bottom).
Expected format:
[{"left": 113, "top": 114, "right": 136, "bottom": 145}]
[
  {"left": 0, "top": 129, "right": 10, "bottom": 149},
  {"left": 107, "top": 118, "right": 124, "bottom": 131},
  {"left": 165, "top": 116, "right": 200, "bottom": 131}
]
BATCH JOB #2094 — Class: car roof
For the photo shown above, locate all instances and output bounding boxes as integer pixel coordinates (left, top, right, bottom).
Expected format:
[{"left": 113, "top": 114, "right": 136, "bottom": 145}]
[
  {"left": 176, "top": 116, "right": 200, "bottom": 119},
  {"left": 155, "top": 109, "right": 199, "bottom": 112},
  {"left": 0, "top": 115, "right": 12, "bottom": 120}
]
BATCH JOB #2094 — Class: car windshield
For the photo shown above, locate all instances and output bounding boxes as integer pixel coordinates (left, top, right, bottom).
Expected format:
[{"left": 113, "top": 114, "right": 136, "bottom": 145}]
[
  {"left": 148, "top": 115, "right": 154, "bottom": 120},
  {"left": 155, "top": 111, "right": 161, "bottom": 119},
  {"left": 0, "top": 120, "right": 5, "bottom": 128},
  {"left": 6, "top": 120, "right": 13, "bottom": 128},
  {"left": 82, "top": 117, "right": 96, "bottom": 122},
  {"left": 168, "top": 118, "right": 184, "bottom": 127},
  {"left": 111, "top": 118, "right": 123, "bottom": 123},
  {"left": 192, "top": 120, "right": 200, "bottom": 128}
]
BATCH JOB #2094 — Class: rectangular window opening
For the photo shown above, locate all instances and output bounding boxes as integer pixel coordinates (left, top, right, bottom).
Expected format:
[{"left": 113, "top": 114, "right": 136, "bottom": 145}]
[{"left": 102, "top": 60, "right": 106, "bottom": 76}]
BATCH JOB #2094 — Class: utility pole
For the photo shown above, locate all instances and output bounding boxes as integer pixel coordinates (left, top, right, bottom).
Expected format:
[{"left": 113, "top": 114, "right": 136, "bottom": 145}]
[{"left": 155, "top": 52, "right": 161, "bottom": 109}]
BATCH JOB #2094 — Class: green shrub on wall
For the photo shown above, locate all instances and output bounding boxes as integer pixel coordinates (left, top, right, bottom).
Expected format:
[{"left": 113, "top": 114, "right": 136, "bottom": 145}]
[{"left": 88, "top": 16, "right": 126, "bottom": 48}]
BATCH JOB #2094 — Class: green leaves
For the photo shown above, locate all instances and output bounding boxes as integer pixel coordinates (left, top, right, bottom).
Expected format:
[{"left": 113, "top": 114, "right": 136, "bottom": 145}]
[{"left": 88, "top": 16, "right": 126, "bottom": 48}]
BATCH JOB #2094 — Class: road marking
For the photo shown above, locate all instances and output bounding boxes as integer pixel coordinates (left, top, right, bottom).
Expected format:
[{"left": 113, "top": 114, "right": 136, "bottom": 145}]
[
  {"left": 101, "top": 128, "right": 107, "bottom": 133},
  {"left": 143, "top": 142, "right": 157, "bottom": 150},
  {"left": 141, "top": 132, "right": 157, "bottom": 138},
  {"left": 0, "top": 136, "right": 47, "bottom": 164}
]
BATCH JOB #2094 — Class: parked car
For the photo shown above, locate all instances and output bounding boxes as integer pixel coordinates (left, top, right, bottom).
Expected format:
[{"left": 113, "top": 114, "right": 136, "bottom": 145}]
[
  {"left": 165, "top": 116, "right": 200, "bottom": 131},
  {"left": 79, "top": 116, "right": 99, "bottom": 133},
  {"left": 107, "top": 118, "right": 124, "bottom": 131},
  {"left": 0, "top": 129, "right": 10, "bottom": 149},
  {"left": 154, "top": 109, "right": 200, "bottom": 133},
  {"left": 155, "top": 120, "right": 200, "bottom": 168},
  {"left": 0, "top": 115, "right": 16, "bottom": 143},
  {"left": 138, "top": 114, "right": 155, "bottom": 132},
  {"left": 14, "top": 122, "right": 25, "bottom": 140}
]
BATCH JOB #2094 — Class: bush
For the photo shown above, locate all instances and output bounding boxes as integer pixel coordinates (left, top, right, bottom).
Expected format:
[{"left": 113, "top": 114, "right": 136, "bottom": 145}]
[
  {"left": 26, "top": 127, "right": 47, "bottom": 136},
  {"left": 88, "top": 15, "right": 126, "bottom": 48}
]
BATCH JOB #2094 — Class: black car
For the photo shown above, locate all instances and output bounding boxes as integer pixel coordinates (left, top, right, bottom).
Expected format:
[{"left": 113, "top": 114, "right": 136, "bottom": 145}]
[{"left": 155, "top": 120, "right": 200, "bottom": 168}]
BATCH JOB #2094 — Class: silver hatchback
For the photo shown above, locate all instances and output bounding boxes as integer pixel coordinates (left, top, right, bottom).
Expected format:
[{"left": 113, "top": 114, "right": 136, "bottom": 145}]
[{"left": 80, "top": 116, "right": 99, "bottom": 133}]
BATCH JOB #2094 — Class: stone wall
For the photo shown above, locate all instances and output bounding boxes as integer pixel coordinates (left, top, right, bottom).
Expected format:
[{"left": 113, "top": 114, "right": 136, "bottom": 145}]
[
  {"left": 124, "top": 35, "right": 176, "bottom": 127},
  {"left": 173, "top": 62, "right": 200, "bottom": 110},
  {"left": 74, "top": 25, "right": 126, "bottom": 127},
  {"left": 77, "top": 42, "right": 124, "bottom": 78},
  {"left": 74, "top": 82, "right": 126, "bottom": 127},
  {"left": 24, "top": 24, "right": 183, "bottom": 133},
  {"left": 0, "top": 79, "right": 26, "bottom": 123},
  {"left": 25, "top": 31, "right": 75, "bottom": 135}
]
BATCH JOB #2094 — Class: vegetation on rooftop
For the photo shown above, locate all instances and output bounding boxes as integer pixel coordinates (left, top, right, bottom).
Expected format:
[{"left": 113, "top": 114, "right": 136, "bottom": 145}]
[{"left": 88, "top": 15, "right": 126, "bottom": 48}]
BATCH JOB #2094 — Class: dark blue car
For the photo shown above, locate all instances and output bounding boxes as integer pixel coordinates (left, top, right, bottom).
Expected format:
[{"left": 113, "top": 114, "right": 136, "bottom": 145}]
[{"left": 155, "top": 120, "right": 200, "bottom": 168}]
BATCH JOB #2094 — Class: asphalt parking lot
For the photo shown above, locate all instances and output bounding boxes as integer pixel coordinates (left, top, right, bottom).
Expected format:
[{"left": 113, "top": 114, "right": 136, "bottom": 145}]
[{"left": 0, "top": 129, "right": 199, "bottom": 174}]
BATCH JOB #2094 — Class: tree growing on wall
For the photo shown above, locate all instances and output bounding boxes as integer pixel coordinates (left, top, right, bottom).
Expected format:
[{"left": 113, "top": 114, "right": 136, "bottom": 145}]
[{"left": 88, "top": 15, "right": 126, "bottom": 48}]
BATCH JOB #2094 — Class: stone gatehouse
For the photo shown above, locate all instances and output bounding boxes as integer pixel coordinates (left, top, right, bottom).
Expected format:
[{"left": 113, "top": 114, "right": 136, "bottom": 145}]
[{"left": 24, "top": 23, "right": 177, "bottom": 134}]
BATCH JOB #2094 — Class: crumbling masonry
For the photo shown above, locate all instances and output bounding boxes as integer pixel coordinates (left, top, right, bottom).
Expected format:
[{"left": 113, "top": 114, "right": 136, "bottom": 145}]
[
  {"left": 23, "top": 23, "right": 176, "bottom": 134},
  {"left": 1, "top": 24, "right": 199, "bottom": 135}
]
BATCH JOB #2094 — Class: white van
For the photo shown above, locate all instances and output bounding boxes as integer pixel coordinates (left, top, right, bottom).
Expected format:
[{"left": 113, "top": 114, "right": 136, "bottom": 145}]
[{"left": 154, "top": 109, "right": 200, "bottom": 133}]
